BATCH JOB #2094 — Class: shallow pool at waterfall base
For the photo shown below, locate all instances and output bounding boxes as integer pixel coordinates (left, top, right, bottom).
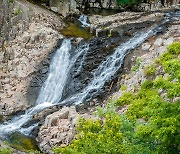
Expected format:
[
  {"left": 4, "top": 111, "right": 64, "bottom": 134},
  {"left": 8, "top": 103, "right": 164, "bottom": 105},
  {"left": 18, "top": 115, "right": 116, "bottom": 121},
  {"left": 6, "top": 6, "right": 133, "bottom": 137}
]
[
  {"left": 5, "top": 132, "right": 39, "bottom": 152},
  {"left": 61, "top": 22, "right": 92, "bottom": 39}
]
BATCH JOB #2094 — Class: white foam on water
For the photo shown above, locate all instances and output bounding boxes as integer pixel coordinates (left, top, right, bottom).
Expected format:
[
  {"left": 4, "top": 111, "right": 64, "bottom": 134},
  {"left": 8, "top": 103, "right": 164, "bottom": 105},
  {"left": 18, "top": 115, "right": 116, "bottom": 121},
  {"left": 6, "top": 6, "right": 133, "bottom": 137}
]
[{"left": 78, "top": 15, "right": 90, "bottom": 27}]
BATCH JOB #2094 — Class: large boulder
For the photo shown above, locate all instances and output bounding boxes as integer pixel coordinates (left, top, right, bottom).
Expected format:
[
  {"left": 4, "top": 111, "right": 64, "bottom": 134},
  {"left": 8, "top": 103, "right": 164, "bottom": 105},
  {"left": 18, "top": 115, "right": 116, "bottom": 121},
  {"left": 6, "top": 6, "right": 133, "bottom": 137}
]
[
  {"left": 37, "top": 107, "right": 79, "bottom": 153},
  {"left": 49, "top": 0, "right": 79, "bottom": 17}
]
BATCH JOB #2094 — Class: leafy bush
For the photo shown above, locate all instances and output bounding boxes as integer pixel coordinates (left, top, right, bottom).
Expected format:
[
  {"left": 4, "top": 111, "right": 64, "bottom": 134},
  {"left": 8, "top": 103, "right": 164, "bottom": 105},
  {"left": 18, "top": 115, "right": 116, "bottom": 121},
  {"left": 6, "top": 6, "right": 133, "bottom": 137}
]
[
  {"left": 167, "top": 42, "right": 180, "bottom": 54},
  {"left": 132, "top": 57, "right": 142, "bottom": 72},
  {"left": 115, "top": 92, "right": 134, "bottom": 106},
  {"left": 158, "top": 42, "right": 180, "bottom": 80},
  {"left": 120, "top": 85, "right": 127, "bottom": 91},
  {"left": 54, "top": 43, "right": 180, "bottom": 154},
  {"left": 116, "top": 0, "right": 142, "bottom": 8},
  {"left": 126, "top": 43, "right": 180, "bottom": 153},
  {"left": 144, "top": 64, "right": 156, "bottom": 76},
  {"left": 0, "top": 147, "right": 12, "bottom": 154},
  {"left": 54, "top": 112, "right": 157, "bottom": 154}
]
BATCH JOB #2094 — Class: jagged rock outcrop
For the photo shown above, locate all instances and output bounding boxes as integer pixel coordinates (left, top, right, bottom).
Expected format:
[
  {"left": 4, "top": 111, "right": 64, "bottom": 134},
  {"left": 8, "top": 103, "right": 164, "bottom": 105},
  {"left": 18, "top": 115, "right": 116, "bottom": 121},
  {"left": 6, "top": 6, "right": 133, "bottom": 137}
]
[
  {"left": 138, "top": 0, "right": 180, "bottom": 11},
  {"left": 89, "top": 12, "right": 164, "bottom": 37},
  {"left": 49, "top": 0, "right": 79, "bottom": 17},
  {"left": 37, "top": 107, "right": 79, "bottom": 153},
  {"left": 49, "top": 0, "right": 117, "bottom": 17}
]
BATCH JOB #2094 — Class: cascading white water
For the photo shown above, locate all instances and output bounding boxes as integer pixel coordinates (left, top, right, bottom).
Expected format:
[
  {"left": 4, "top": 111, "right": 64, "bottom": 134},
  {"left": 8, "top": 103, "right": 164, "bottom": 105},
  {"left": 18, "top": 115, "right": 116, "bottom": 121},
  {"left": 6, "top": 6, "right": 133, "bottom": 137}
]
[
  {"left": 36, "top": 39, "right": 71, "bottom": 104},
  {"left": 78, "top": 15, "right": 90, "bottom": 27},
  {"left": 19, "top": 123, "right": 39, "bottom": 136},
  {"left": 0, "top": 30, "right": 155, "bottom": 137},
  {"left": 0, "top": 40, "right": 89, "bottom": 136},
  {"left": 59, "top": 30, "right": 155, "bottom": 106}
]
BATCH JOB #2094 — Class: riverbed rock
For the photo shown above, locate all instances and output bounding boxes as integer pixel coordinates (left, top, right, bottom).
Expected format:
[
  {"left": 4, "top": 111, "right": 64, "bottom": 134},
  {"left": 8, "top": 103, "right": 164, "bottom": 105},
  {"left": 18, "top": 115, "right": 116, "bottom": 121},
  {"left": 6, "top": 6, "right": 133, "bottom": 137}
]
[
  {"left": 142, "top": 42, "right": 151, "bottom": 51},
  {"left": 163, "top": 37, "right": 174, "bottom": 46},
  {"left": 37, "top": 107, "right": 79, "bottom": 153},
  {"left": 154, "top": 38, "right": 163, "bottom": 46},
  {"left": 89, "top": 12, "right": 164, "bottom": 37}
]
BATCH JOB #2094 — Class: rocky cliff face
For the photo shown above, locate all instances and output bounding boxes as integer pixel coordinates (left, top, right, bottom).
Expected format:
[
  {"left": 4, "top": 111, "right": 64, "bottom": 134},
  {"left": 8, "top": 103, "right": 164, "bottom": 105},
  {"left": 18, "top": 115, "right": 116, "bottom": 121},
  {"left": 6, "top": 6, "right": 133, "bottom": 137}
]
[
  {"left": 0, "top": 0, "right": 64, "bottom": 116},
  {"left": 49, "top": 0, "right": 117, "bottom": 17},
  {"left": 49, "top": 0, "right": 79, "bottom": 17}
]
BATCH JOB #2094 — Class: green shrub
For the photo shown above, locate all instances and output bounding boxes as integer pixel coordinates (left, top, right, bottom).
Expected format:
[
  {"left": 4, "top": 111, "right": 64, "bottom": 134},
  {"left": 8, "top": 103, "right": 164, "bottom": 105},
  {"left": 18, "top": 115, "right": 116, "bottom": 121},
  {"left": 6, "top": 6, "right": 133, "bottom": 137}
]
[
  {"left": 132, "top": 57, "right": 142, "bottom": 72},
  {"left": 54, "top": 113, "right": 157, "bottom": 154},
  {"left": 120, "top": 85, "right": 127, "bottom": 91},
  {"left": 167, "top": 42, "right": 180, "bottom": 54},
  {"left": 144, "top": 64, "right": 156, "bottom": 76},
  {"left": 116, "top": 0, "right": 142, "bottom": 8},
  {"left": 54, "top": 43, "right": 180, "bottom": 154},
  {"left": 141, "top": 80, "right": 153, "bottom": 89},
  {"left": 115, "top": 92, "right": 134, "bottom": 106},
  {"left": 158, "top": 42, "right": 180, "bottom": 80},
  {"left": 0, "top": 147, "right": 12, "bottom": 154}
]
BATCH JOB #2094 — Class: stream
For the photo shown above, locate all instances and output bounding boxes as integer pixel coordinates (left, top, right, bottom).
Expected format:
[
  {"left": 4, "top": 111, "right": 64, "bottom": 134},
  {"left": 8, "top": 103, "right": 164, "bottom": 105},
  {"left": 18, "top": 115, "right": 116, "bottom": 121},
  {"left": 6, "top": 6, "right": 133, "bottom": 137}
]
[{"left": 0, "top": 10, "right": 179, "bottom": 151}]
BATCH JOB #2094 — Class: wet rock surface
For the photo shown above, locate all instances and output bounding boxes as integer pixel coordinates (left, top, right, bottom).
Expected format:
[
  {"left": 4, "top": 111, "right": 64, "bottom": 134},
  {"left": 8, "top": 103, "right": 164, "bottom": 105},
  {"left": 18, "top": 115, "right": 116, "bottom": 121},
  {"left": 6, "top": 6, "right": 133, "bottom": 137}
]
[
  {"left": 62, "top": 36, "right": 128, "bottom": 101},
  {"left": 89, "top": 11, "right": 165, "bottom": 37}
]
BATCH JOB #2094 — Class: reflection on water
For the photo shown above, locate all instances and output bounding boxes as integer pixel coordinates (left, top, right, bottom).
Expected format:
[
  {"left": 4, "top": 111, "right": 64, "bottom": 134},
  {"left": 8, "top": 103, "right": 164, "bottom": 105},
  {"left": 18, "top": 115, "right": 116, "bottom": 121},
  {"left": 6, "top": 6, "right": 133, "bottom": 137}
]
[
  {"left": 61, "top": 22, "right": 92, "bottom": 39},
  {"left": 7, "top": 132, "right": 39, "bottom": 152}
]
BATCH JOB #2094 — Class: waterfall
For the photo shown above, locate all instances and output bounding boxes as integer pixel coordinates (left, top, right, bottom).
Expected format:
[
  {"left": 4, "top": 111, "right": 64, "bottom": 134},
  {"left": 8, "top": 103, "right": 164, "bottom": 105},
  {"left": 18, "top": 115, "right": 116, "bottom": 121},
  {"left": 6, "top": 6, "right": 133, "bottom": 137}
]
[
  {"left": 78, "top": 15, "right": 90, "bottom": 27},
  {"left": 0, "top": 40, "right": 89, "bottom": 137},
  {"left": 36, "top": 39, "right": 71, "bottom": 105},
  {"left": 0, "top": 30, "right": 155, "bottom": 137},
  {"left": 0, "top": 11, "right": 178, "bottom": 137},
  {"left": 59, "top": 30, "right": 155, "bottom": 106}
]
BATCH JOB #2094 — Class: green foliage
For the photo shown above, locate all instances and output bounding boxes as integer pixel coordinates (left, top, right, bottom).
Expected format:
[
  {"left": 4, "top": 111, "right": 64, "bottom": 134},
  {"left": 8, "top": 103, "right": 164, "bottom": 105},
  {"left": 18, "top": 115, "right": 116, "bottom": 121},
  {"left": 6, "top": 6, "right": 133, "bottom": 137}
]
[
  {"left": 116, "top": 0, "right": 142, "bottom": 8},
  {"left": 126, "top": 43, "right": 180, "bottom": 153},
  {"left": 96, "top": 107, "right": 106, "bottom": 118},
  {"left": 54, "top": 43, "right": 180, "bottom": 154},
  {"left": 54, "top": 113, "right": 156, "bottom": 154},
  {"left": 167, "top": 42, "right": 180, "bottom": 54},
  {"left": 0, "top": 147, "right": 12, "bottom": 154},
  {"left": 115, "top": 92, "right": 134, "bottom": 106},
  {"left": 132, "top": 57, "right": 142, "bottom": 72},
  {"left": 13, "top": 8, "right": 23, "bottom": 16},
  {"left": 158, "top": 42, "right": 180, "bottom": 80},
  {"left": 144, "top": 64, "right": 156, "bottom": 76},
  {"left": 120, "top": 85, "right": 127, "bottom": 91}
]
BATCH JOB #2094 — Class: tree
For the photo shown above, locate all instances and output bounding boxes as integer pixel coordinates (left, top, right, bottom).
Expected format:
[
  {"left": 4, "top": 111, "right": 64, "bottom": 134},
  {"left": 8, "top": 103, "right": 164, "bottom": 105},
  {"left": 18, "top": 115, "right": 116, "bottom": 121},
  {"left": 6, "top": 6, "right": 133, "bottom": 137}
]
[{"left": 116, "top": 0, "right": 142, "bottom": 9}]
